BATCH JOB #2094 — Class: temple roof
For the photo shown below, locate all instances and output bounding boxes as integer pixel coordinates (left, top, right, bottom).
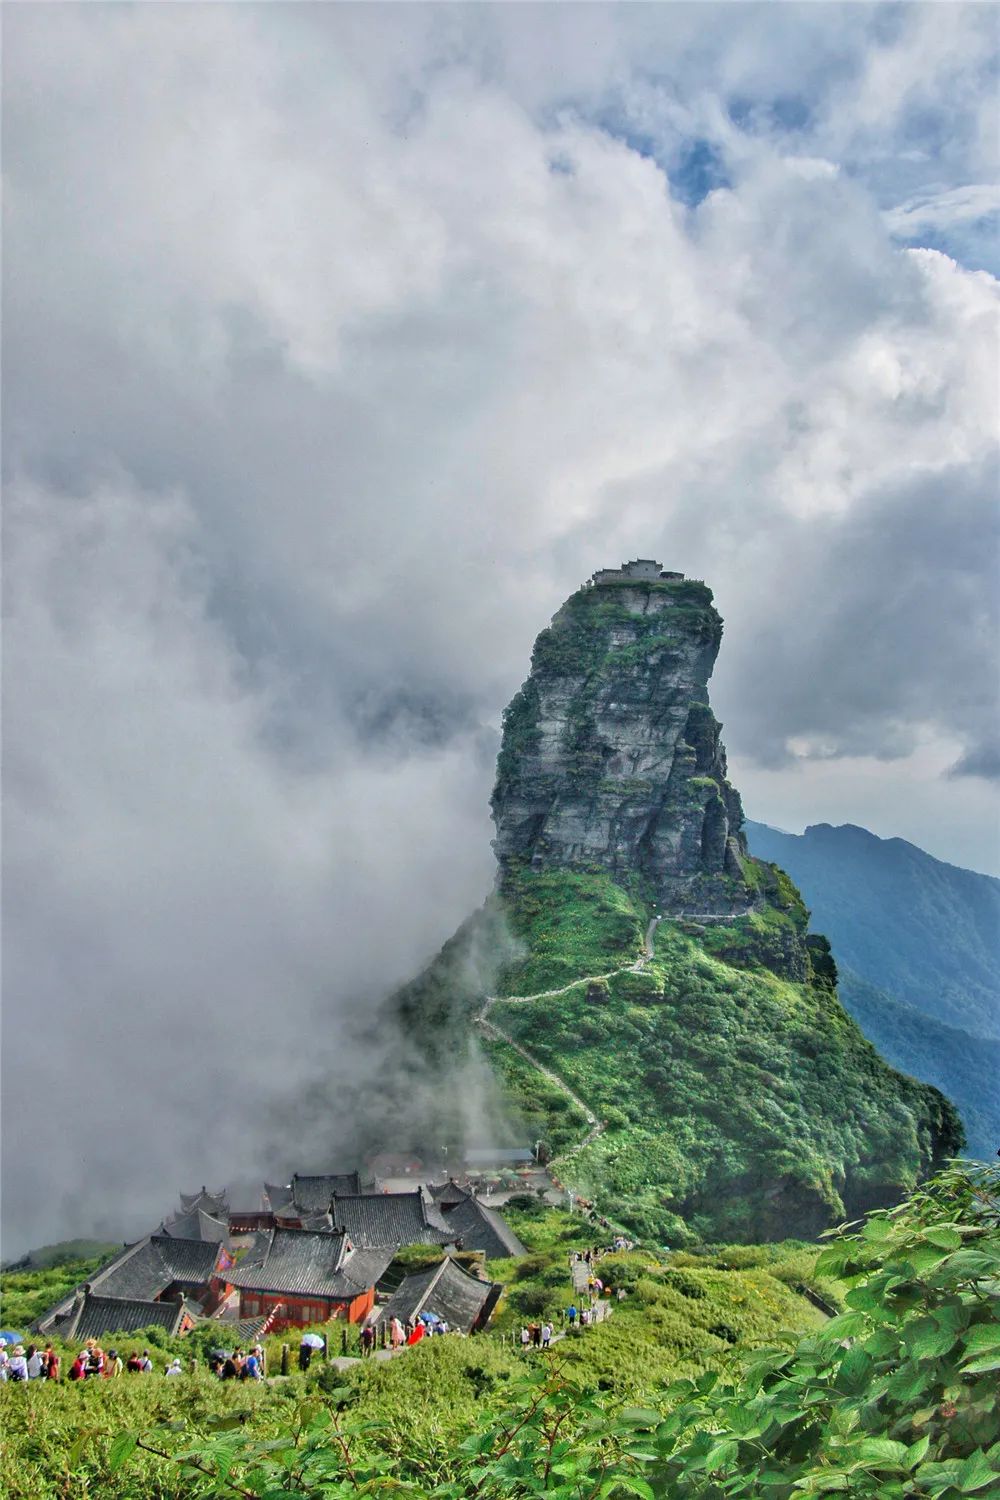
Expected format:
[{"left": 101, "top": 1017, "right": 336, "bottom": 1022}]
[
  {"left": 69, "top": 1294, "right": 185, "bottom": 1342},
  {"left": 427, "top": 1179, "right": 473, "bottom": 1208},
  {"left": 380, "top": 1257, "right": 502, "bottom": 1335},
  {"left": 35, "top": 1232, "right": 222, "bottom": 1332},
  {"left": 161, "top": 1207, "right": 230, "bottom": 1244},
  {"left": 179, "top": 1187, "right": 229, "bottom": 1217},
  {"left": 443, "top": 1198, "right": 527, "bottom": 1260},
  {"left": 330, "top": 1191, "right": 451, "bottom": 1249},
  {"left": 229, "top": 1228, "right": 392, "bottom": 1299},
  {"left": 290, "top": 1171, "right": 363, "bottom": 1210}
]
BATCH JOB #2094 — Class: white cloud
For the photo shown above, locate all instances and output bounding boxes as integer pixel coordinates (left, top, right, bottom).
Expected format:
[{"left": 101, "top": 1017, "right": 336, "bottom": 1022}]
[{"left": 2, "top": 2, "right": 998, "bottom": 1250}]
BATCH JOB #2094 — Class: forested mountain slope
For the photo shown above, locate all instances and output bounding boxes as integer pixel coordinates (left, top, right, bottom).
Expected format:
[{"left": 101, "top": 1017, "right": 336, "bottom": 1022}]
[{"left": 390, "top": 566, "right": 963, "bottom": 1244}]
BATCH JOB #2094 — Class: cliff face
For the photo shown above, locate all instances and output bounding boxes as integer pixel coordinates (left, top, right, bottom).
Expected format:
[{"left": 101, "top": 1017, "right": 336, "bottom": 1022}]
[{"left": 491, "top": 575, "right": 752, "bottom": 913}]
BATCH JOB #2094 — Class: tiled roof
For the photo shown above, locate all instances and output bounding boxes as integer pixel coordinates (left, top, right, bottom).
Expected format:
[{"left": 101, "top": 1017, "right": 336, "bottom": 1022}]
[
  {"left": 180, "top": 1188, "right": 229, "bottom": 1216},
  {"left": 290, "top": 1172, "right": 362, "bottom": 1209},
  {"left": 70, "top": 1294, "right": 184, "bottom": 1341},
  {"left": 36, "top": 1232, "right": 221, "bottom": 1333},
  {"left": 330, "top": 1191, "right": 451, "bottom": 1249},
  {"left": 162, "top": 1208, "right": 230, "bottom": 1244},
  {"left": 427, "top": 1180, "right": 473, "bottom": 1208},
  {"left": 381, "top": 1258, "right": 502, "bottom": 1335},
  {"left": 264, "top": 1182, "right": 293, "bottom": 1211},
  {"left": 149, "top": 1234, "right": 222, "bottom": 1284},
  {"left": 443, "top": 1199, "right": 527, "bottom": 1260},
  {"left": 229, "top": 1228, "right": 392, "bottom": 1298}
]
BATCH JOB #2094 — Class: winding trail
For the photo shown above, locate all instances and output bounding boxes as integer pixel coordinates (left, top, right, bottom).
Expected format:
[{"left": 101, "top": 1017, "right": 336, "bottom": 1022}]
[
  {"left": 476, "top": 910, "right": 747, "bottom": 1167},
  {"left": 477, "top": 915, "right": 665, "bottom": 1166}
]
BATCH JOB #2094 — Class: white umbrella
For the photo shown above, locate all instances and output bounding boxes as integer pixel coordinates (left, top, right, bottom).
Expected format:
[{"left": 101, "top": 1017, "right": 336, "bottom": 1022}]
[{"left": 300, "top": 1332, "right": 325, "bottom": 1348}]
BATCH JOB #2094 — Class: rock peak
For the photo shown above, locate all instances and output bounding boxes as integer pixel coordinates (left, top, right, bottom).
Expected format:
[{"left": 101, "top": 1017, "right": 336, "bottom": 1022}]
[{"left": 491, "top": 571, "right": 755, "bottom": 912}]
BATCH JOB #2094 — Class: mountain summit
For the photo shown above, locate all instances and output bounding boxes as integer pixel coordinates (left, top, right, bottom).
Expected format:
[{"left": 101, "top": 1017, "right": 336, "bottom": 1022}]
[
  {"left": 492, "top": 561, "right": 752, "bottom": 913},
  {"left": 390, "top": 565, "right": 963, "bottom": 1244}
]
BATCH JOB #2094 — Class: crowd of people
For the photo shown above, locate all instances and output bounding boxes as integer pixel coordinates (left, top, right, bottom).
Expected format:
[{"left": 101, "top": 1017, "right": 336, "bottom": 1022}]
[
  {"left": 0, "top": 1340, "right": 164, "bottom": 1381},
  {"left": 208, "top": 1345, "right": 265, "bottom": 1380}
]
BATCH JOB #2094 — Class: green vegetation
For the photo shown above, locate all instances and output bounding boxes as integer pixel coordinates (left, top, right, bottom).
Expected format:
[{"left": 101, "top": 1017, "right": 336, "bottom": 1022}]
[
  {"left": 1, "top": 1253, "right": 116, "bottom": 1330},
  {"left": 3, "top": 1165, "right": 994, "bottom": 1499},
  {"left": 2, "top": 1239, "right": 120, "bottom": 1273},
  {"left": 490, "top": 912, "right": 961, "bottom": 1245},
  {"left": 495, "top": 865, "right": 646, "bottom": 997}
]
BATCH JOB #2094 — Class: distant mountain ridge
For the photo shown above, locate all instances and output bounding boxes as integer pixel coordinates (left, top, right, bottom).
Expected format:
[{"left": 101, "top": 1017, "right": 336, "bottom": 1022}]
[{"left": 744, "top": 820, "right": 1000, "bottom": 1158}]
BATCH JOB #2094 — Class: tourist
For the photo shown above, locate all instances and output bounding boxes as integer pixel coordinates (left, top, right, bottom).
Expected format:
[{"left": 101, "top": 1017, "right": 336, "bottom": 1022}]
[
  {"left": 7, "top": 1346, "right": 28, "bottom": 1382},
  {"left": 297, "top": 1338, "right": 313, "bottom": 1373},
  {"left": 390, "top": 1316, "right": 405, "bottom": 1350},
  {"left": 253, "top": 1343, "right": 266, "bottom": 1377},
  {"left": 360, "top": 1324, "right": 375, "bottom": 1357},
  {"left": 617, "top": 1287, "right": 626, "bottom": 1302},
  {"left": 44, "top": 1345, "right": 60, "bottom": 1380},
  {"left": 222, "top": 1351, "right": 240, "bottom": 1380},
  {"left": 105, "top": 1348, "right": 123, "bottom": 1377},
  {"left": 566, "top": 1304, "right": 577, "bottom": 1327},
  {"left": 580, "top": 1308, "right": 590, "bottom": 1327},
  {"left": 531, "top": 1323, "right": 542, "bottom": 1348},
  {"left": 541, "top": 1322, "right": 552, "bottom": 1349},
  {"left": 85, "top": 1344, "right": 105, "bottom": 1377},
  {"left": 520, "top": 1325, "right": 530, "bottom": 1349},
  {"left": 68, "top": 1352, "right": 87, "bottom": 1381},
  {"left": 25, "top": 1344, "right": 43, "bottom": 1380},
  {"left": 165, "top": 1358, "right": 183, "bottom": 1377},
  {"left": 0, "top": 1347, "right": 10, "bottom": 1381},
  {"left": 140, "top": 1349, "right": 153, "bottom": 1372},
  {"left": 406, "top": 1320, "right": 425, "bottom": 1346},
  {"left": 127, "top": 1351, "right": 144, "bottom": 1373},
  {"left": 242, "top": 1348, "right": 262, "bottom": 1381}
]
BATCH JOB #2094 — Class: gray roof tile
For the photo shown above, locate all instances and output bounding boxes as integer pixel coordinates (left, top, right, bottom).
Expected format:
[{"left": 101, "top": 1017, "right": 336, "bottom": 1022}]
[
  {"left": 381, "top": 1257, "right": 502, "bottom": 1334},
  {"left": 290, "top": 1172, "right": 362, "bottom": 1209},
  {"left": 443, "top": 1199, "right": 527, "bottom": 1259},
  {"left": 229, "top": 1228, "right": 392, "bottom": 1298},
  {"left": 71, "top": 1294, "right": 184, "bottom": 1341},
  {"left": 330, "top": 1191, "right": 451, "bottom": 1249}
]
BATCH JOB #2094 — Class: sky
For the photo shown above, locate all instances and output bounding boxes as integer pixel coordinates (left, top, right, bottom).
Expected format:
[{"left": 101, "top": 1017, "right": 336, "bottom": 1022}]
[{"left": 3, "top": 2, "right": 998, "bottom": 1254}]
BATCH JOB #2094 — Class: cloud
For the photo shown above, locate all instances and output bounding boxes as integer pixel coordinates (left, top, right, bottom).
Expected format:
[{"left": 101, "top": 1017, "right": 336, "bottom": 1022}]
[{"left": 2, "top": 3, "right": 998, "bottom": 1250}]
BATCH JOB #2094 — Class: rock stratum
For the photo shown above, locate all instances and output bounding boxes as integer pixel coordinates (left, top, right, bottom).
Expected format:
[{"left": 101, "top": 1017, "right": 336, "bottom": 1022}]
[
  {"left": 387, "top": 563, "right": 964, "bottom": 1245},
  {"left": 492, "top": 572, "right": 750, "bottom": 912}
]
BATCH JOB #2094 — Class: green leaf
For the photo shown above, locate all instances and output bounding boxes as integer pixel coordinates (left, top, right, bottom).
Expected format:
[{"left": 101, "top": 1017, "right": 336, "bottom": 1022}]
[
  {"left": 705, "top": 1440, "right": 739, "bottom": 1471},
  {"left": 956, "top": 1451, "right": 1000, "bottom": 1493},
  {"left": 961, "top": 1354, "right": 1000, "bottom": 1374},
  {"left": 855, "top": 1438, "right": 909, "bottom": 1468},
  {"left": 961, "top": 1325, "right": 1000, "bottom": 1356},
  {"left": 106, "top": 1432, "right": 138, "bottom": 1474},
  {"left": 906, "top": 1435, "right": 931, "bottom": 1466},
  {"left": 923, "top": 1228, "right": 963, "bottom": 1251}
]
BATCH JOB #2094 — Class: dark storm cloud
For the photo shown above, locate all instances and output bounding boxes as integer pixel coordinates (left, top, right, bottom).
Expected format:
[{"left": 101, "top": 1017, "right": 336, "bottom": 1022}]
[{"left": 2, "top": 3, "right": 997, "bottom": 1253}]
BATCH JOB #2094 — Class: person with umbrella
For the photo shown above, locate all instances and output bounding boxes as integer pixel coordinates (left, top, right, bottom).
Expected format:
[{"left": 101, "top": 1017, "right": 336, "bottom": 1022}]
[{"left": 299, "top": 1331, "right": 323, "bottom": 1370}]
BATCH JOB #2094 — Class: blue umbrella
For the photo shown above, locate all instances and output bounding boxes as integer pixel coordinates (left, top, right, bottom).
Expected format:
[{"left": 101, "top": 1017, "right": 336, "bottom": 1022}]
[{"left": 0, "top": 1332, "right": 24, "bottom": 1345}]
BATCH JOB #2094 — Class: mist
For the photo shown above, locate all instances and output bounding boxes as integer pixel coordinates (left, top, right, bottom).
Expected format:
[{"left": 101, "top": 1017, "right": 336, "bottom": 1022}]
[{"left": 3, "top": 3, "right": 998, "bottom": 1256}]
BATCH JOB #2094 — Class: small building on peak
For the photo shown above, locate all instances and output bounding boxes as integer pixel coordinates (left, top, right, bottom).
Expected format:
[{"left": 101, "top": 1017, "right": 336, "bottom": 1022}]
[{"left": 590, "top": 560, "right": 685, "bottom": 584}]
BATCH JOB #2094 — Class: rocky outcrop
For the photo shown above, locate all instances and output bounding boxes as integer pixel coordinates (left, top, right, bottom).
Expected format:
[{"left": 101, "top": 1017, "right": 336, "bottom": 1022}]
[{"left": 491, "top": 570, "right": 754, "bottom": 912}]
